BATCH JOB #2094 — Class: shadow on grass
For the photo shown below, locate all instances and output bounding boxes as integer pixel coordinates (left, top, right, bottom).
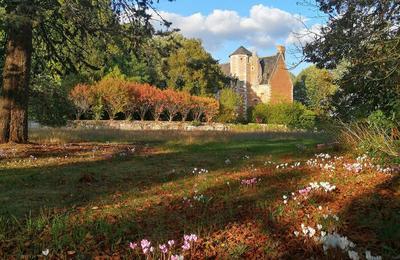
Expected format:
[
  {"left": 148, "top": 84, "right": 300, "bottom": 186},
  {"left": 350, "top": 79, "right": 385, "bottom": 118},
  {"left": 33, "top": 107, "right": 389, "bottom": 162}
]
[
  {"left": 1, "top": 167, "right": 311, "bottom": 258},
  {"left": 0, "top": 135, "right": 321, "bottom": 218},
  {"left": 0, "top": 131, "right": 332, "bottom": 258},
  {"left": 337, "top": 174, "right": 400, "bottom": 258}
]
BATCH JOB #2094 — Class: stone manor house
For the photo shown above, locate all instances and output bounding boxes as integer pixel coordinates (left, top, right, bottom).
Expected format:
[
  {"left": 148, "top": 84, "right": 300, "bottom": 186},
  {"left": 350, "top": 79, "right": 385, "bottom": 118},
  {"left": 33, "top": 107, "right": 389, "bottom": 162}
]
[{"left": 220, "top": 45, "right": 293, "bottom": 115}]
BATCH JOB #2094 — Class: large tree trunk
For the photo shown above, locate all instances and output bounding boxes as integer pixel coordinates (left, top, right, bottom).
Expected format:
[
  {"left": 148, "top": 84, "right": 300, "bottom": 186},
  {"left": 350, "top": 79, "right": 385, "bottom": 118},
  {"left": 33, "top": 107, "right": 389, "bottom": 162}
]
[{"left": 0, "top": 21, "right": 33, "bottom": 143}]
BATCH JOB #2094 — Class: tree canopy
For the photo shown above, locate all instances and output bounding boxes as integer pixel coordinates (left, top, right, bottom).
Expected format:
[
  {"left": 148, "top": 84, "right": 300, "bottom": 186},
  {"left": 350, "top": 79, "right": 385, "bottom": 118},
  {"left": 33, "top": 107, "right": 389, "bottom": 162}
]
[
  {"left": 303, "top": 0, "right": 400, "bottom": 121},
  {"left": 294, "top": 65, "right": 337, "bottom": 116},
  {"left": 166, "top": 36, "right": 228, "bottom": 96},
  {"left": 0, "top": 0, "right": 173, "bottom": 143}
]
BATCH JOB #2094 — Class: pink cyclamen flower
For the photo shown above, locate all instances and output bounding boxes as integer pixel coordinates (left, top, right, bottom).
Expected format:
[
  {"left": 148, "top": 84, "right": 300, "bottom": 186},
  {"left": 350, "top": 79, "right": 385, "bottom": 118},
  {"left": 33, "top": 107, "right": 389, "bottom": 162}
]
[
  {"left": 141, "top": 239, "right": 151, "bottom": 249},
  {"left": 182, "top": 241, "right": 191, "bottom": 251},
  {"left": 159, "top": 244, "right": 168, "bottom": 254},
  {"left": 189, "top": 234, "right": 198, "bottom": 242},
  {"left": 149, "top": 246, "right": 154, "bottom": 253},
  {"left": 129, "top": 242, "right": 137, "bottom": 250},
  {"left": 171, "top": 255, "right": 184, "bottom": 260},
  {"left": 168, "top": 240, "right": 175, "bottom": 247}
]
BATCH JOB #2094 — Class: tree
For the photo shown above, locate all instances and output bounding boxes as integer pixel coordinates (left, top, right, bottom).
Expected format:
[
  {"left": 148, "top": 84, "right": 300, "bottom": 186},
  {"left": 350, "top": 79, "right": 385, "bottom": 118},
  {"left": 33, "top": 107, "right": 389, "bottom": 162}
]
[
  {"left": 163, "top": 88, "right": 180, "bottom": 121},
  {"left": 303, "top": 0, "right": 400, "bottom": 121},
  {"left": 29, "top": 73, "right": 72, "bottom": 126},
  {"left": 218, "top": 88, "right": 242, "bottom": 123},
  {"left": 69, "top": 84, "right": 92, "bottom": 120},
  {"left": 191, "top": 96, "right": 219, "bottom": 122},
  {"left": 151, "top": 88, "right": 165, "bottom": 121},
  {"left": 176, "top": 91, "right": 192, "bottom": 122},
  {"left": 94, "top": 78, "right": 130, "bottom": 120},
  {"left": 202, "top": 97, "right": 219, "bottom": 123},
  {"left": 0, "top": 0, "right": 172, "bottom": 143},
  {"left": 166, "top": 37, "right": 227, "bottom": 96},
  {"left": 294, "top": 66, "right": 337, "bottom": 116},
  {"left": 131, "top": 83, "right": 155, "bottom": 121}
]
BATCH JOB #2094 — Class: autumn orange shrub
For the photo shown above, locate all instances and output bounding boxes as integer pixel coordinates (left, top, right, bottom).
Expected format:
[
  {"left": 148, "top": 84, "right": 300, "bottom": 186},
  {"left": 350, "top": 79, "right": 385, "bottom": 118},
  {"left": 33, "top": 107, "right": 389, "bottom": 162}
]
[
  {"left": 130, "top": 83, "right": 158, "bottom": 121},
  {"left": 151, "top": 88, "right": 166, "bottom": 121},
  {"left": 70, "top": 79, "right": 221, "bottom": 122},
  {"left": 176, "top": 92, "right": 193, "bottom": 122},
  {"left": 163, "top": 89, "right": 181, "bottom": 121},
  {"left": 203, "top": 97, "right": 220, "bottom": 123},
  {"left": 94, "top": 78, "right": 130, "bottom": 120},
  {"left": 191, "top": 96, "right": 206, "bottom": 121},
  {"left": 69, "top": 84, "right": 92, "bottom": 119}
]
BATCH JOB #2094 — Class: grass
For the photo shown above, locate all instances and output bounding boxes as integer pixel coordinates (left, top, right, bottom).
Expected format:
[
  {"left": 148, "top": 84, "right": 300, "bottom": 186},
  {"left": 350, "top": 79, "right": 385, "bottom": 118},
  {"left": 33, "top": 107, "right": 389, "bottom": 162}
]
[{"left": 0, "top": 128, "right": 398, "bottom": 259}]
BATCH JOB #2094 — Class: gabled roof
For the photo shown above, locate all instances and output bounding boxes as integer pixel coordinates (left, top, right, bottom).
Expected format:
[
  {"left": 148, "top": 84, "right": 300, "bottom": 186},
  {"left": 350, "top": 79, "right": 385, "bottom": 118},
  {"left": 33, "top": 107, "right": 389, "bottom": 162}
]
[
  {"left": 230, "top": 46, "right": 252, "bottom": 57},
  {"left": 260, "top": 55, "right": 279, "bottom": 84},
  {"left": 218, "top": 47, "right": 281, "bottom": 84}
]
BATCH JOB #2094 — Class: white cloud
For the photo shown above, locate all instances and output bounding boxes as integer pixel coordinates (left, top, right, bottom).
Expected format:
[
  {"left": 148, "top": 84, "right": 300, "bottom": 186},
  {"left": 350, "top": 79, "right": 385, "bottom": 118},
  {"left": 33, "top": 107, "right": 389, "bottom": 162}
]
[
  {"left": 154, "top": 4, "right": 308, "bottom": 52},
  {"left": 286, "top": 24, "right": 322, "bottom": 47}
]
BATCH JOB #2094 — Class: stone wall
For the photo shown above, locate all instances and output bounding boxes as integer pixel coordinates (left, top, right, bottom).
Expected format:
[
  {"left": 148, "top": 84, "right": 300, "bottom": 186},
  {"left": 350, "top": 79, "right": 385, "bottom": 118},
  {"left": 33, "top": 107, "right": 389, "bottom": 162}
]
[
  {"left": 65, "top": 121, "right": 291, "bottom": 132},
  {"left": 67, "top": 120, "right": 230, "bottom": 131}
]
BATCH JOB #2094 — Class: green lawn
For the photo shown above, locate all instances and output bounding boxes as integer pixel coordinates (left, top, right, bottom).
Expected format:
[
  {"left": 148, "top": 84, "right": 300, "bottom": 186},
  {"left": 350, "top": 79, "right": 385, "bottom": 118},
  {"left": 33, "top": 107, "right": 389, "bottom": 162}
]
[{"left": 0, "top": 129, "right": 398, "bottom": 259}]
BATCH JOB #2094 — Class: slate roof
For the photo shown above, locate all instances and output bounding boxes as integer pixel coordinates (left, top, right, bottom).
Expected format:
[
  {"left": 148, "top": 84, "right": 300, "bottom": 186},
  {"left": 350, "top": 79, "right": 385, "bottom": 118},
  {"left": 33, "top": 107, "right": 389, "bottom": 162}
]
[
  {"left": 260, "top": 55, "right": 279, "bottom": 84},
  {"left": 229, "top": 46, "right": 252, "bottom": 57},
  {"left": 219, "top": 53, "right": 279, "bottom": 84}
]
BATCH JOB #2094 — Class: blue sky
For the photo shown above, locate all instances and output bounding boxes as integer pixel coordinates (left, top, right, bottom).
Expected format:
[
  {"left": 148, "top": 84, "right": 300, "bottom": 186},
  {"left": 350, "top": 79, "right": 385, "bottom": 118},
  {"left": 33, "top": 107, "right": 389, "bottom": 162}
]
[{"left": 153, "top": 0, "right": 327, "bottom": 75}]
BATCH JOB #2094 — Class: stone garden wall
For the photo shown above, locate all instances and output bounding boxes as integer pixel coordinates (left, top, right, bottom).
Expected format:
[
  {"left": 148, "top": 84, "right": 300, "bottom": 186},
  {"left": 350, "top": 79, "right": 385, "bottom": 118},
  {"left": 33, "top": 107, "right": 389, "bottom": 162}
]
[
  {"left": 67, "top": 120, "right": 230, "bottom": 131},
  {"left": 66, "top": 120, "right": 290, "bottom": 132}
]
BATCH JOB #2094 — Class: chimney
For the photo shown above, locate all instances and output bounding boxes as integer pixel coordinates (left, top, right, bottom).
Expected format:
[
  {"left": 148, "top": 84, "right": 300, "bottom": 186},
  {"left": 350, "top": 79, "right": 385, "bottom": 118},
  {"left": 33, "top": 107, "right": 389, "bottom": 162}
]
[{"left": 277, "top": 45, "right": 286, "bottom": 59}]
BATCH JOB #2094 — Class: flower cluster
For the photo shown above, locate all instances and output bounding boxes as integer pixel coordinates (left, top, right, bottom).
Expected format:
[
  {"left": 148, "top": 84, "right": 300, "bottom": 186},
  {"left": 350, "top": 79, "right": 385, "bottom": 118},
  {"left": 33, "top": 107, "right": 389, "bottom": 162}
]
[
  {"left": 319, "top": 232, "right": 381, "bottom": 260},
  {"left": 274, "top": 161, "right": 302, "bottom": 170},
  {"left": 129, "top": 234, "right": 198, "bottom": 259},
  {"left": 182, "top": 234, "right": 198, "bottom": 251},
  {"left": 191, "top": 168, "right": 209, "bottom": 175},
  {"left": 343, "top": 162, "right": 363, "bottom": 173},
  {"left": 315, "top": 153, "right": 331, "bottom": 159},
  {"left": 309, "top": 182, "right": 336, "bottom": 192},
  {"left": 241, "top": 177, "right": 261, "bottom": 186},
  {"left": 183, "top": 192, "right": 211, "bottom": 207}
]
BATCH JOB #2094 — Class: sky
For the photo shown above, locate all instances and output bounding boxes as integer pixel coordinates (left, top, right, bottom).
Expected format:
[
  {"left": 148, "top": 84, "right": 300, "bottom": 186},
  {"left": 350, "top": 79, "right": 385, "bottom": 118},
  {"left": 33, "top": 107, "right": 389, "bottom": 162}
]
[{"left": 152, "top": 0, "right": 327, "bottom": 75}]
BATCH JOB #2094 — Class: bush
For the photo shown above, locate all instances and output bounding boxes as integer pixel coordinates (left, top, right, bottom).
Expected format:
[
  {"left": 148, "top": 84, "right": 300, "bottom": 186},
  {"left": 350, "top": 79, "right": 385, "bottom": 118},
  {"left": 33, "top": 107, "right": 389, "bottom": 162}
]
[
  {"left": 29, "top": 74, "right": 72, "bottom": 126},
  {"left": 94, "top": 78, "right": 130, "bottom": 120},
  {"left": 367, "top": 110, "right": 394, "bottom": 131},
  {"left": 176, "top": 92, "right": 193, "bottom": 122},
  {"left": 340, "top": 121, "right": 399, "bottom": 161},
  {"left": 251, "top": 103, "right": 269, "bottom": 123},
  {"left": 70, "top": 78, "right": 221, "bottom": 122},
  {"left": 218, "top": 88, "right": 242, "bottom": 123},
  {"left": 69, "top": 84, "right": 92, "bottom": 120},
  {"left": 251, "top": 102, "right": 316, "bottom": 129}
]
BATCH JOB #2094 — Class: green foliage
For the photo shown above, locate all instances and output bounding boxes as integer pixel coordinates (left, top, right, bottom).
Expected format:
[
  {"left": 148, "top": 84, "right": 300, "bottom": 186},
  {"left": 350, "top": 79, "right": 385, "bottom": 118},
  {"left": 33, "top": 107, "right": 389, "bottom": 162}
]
[
  {"left": 104, "top": 53, "right": 151, "bottom": 83},
  {"left": 251, "top": 103, "right": 269, "bottom": 123},
  {"left": 304, "top": 0, "right": 400, "bottom": 121},
  {"left": 340, "top": 121, "right": 399, "bottom": 161},
  {"left": 367, "top": 110, "right": 394, "bottom": 131},
  {"left": 294, "top": 66, "right": 337, "bottom": 116},
  {"left": 166, "top": 36, "right": 228, "bottom": 96},
  {"left": 251, "top": 102, "right": 316, "bottom": 129},
  {"left": 218, "top": 88, "right": 242, "bottom": 123},
  {"left": 29, "top": 74, "right": 73, "bottom": 126}
]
